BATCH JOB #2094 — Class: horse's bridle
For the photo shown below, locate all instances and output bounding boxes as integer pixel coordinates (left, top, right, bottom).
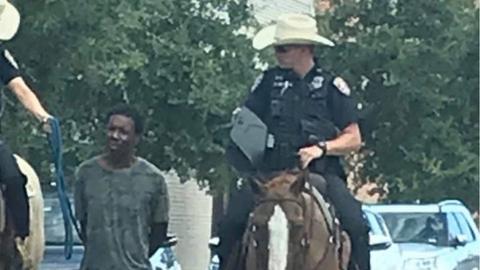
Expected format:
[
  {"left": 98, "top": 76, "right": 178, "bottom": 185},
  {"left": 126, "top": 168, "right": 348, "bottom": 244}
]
[{"left": 256, "top": 197, "right": 305, "bottom": 210}]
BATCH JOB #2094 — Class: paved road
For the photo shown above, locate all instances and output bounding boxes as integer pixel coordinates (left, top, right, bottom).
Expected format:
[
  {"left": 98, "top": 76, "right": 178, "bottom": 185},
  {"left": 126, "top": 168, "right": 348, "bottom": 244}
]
[{"left": 40, "top": 245, "right": 82, "bottom": 270}]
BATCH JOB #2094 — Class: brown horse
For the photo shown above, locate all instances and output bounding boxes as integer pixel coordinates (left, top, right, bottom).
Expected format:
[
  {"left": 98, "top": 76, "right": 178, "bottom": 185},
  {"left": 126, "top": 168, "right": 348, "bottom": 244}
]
[
  {"left": 0, "top": 155, "right": 45, "bottom": 270},
  {"left": 226, "top": 170, "right": 351, "bottom": 270}
]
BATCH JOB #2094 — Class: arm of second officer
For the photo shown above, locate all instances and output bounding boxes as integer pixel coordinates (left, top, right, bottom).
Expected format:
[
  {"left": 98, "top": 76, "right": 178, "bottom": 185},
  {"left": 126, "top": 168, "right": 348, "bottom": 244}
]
[
  {"left": 325, "top": 77, "right": 362, "bottom": 155},
  {"left": 0, "top": 49, "right": 52, "bottom": 122},
  {"left": 149, "top": 174, "right": 170, "bottom": 256},
  {"left": 8, "top": 77, "right": 52, "bottom": 122}
]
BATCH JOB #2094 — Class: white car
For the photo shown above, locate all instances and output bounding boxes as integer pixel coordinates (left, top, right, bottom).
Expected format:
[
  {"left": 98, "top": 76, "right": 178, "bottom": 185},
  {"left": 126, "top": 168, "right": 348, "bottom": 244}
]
[
  {"left": 368, "top": 200, "right": 480, "bottom": 270},
  {"left": 363, "top": 207, "right": 403, "bottom": 270}
]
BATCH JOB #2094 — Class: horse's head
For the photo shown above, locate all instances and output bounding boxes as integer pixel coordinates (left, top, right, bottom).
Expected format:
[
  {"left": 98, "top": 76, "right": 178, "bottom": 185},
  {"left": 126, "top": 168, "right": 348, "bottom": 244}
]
[
  {"left": 249, "top": 169, "right": 307, "bottom": 225},
  {"left": 246, "top": 169, "right": 309, "bottom": 270}
]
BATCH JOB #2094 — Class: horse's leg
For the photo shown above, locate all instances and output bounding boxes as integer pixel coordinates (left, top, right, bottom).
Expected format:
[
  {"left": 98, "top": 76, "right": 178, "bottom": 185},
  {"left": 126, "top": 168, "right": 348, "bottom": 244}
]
[
  {"left": 0, "top": 230, "right": 10, "bottom": 270},
  {"left": 339, "top": 231, "right": 351, "bottom": 270},
  {"left": 0, "top": 220, "right": 24, "bottom": 270},
  {"left": 0, "top": 217, "right": 13, "bottom": 270},
  {"left": 0, "top": 189, "right": 5, "bottom": 270},
  {"left": 18, "top": 186, "right": 43, "bottom": 270},
  {"left": 14, "top": 155, "right": 45, "bottom": 270}
]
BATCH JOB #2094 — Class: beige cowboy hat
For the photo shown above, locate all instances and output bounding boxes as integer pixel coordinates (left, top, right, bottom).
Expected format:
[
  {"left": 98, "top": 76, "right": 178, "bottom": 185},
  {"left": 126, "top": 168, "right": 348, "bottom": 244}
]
[
  {"left": 0, "top": 0, "right": 20, "bottom": 41},
  {"left": 252, "top": 13, "right": 334, "bottom": 50}
]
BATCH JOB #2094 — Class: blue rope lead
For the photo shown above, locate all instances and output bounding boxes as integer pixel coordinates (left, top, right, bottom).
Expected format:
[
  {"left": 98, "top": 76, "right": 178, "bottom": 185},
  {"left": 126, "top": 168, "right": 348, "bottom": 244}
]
[{"left": 46, "top": 117, "right": 80, "bottom": 259}]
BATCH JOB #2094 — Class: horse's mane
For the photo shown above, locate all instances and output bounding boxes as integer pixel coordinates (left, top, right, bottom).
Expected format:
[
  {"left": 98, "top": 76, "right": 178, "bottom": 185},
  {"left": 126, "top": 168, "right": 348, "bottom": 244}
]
[
  {"left": 256, "top": 170, "right": 303, "bottom": 193},
  {"left": 258, "top": 169, "right": 302, "bottom": 182}
]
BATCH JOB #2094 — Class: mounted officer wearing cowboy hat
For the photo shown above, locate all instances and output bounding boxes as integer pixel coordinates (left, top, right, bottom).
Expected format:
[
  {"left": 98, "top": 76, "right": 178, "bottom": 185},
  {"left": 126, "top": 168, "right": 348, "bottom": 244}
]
[
  {"left": 225, "top": 13, "right": 371, "bottom": 270},
  {"left": 0, "top": 0, "right": 20, "bottom": 41},
  {"left": 229, "top": 13, "right": 336, "bottom": 172}
]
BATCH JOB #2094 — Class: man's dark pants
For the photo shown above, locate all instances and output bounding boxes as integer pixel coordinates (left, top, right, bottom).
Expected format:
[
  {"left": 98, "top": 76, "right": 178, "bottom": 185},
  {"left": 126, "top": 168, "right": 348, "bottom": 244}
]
[
  {"left": 217, "top": 173, "right": 371, "bottom": 270},
  {"left": 0, "top": 140, "right": 29, "bottom": 239}
]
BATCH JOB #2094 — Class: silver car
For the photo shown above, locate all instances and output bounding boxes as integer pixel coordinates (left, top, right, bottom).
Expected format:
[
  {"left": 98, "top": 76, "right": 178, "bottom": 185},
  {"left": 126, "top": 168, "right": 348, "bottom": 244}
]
[{"left": 368, "top": 200, "right": 480, "bottom": 270}]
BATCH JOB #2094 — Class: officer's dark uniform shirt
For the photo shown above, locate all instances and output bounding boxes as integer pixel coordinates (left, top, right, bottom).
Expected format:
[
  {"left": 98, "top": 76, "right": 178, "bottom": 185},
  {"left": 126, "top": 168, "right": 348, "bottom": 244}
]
[
  {"left": 0, "top": 45, "right": 21, "bottom": 85},
  {"left": 225, "top": 63, "right": 371, "bottom": 270},
  {"left": 243, "top": 63, "right": 358, "bottom": 175}
]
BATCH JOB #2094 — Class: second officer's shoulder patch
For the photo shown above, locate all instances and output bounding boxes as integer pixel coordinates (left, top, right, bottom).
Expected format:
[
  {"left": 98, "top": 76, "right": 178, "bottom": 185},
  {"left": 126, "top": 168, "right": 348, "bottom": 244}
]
[
  {"left": 333, "top": 77, "right": 351, "bottom": 96},
  {"left": 4, "top": 50, "right": 19, "bottom": 69},
  {"left": 250, "top": 73, "right": 264, "bottom": 93}
]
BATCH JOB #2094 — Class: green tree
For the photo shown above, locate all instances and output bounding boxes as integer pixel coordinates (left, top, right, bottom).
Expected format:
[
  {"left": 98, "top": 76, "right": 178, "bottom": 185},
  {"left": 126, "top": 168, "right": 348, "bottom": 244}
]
[
  {"left": 3, "top": 0, "right": 478, "bottom": 211},
  {"left": 317, "top": 0, "right": 479, "bottom": 209},
  {"left": 5, "top": 0, "right": 258, "bottom": 192}
]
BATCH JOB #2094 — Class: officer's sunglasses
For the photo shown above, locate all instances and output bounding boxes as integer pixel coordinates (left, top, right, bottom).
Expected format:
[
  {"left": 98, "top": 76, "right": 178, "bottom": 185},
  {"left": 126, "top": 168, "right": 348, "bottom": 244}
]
[{"left": 274, "top": 45, "right": 298, "bottom": 53}]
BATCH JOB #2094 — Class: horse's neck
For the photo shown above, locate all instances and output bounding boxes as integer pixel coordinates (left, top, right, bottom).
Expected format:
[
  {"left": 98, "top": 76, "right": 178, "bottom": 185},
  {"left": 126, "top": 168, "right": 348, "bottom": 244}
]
[
  {"left": 301, "top": 192, "right": 337, "bottom": 269},
  {"left": 302, "top": 192, "right": 331, "bottom": 237}
]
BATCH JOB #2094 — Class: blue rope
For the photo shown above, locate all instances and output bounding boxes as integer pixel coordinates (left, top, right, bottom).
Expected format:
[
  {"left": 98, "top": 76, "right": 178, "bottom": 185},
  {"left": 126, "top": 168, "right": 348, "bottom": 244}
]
[{"left": 46, "top": 117, "right": 80, "bottom": 259}]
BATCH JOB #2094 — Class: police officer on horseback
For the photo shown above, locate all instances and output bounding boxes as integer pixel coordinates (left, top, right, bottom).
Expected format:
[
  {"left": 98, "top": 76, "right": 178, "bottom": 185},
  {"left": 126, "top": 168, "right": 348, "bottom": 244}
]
[
  {"left": 221, "top": 13, "right": 370, "bottom": 270},
  {"left": 0, "top": 0, "right": 52, "bottom": 240}
]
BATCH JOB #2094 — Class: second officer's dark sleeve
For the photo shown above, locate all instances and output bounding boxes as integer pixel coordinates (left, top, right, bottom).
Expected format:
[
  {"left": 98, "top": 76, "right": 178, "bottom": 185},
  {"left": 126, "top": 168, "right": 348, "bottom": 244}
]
[
  {"left": 0, "top": 47, "right": 21, "bottom": 85},
  {"left": 327, "top": 77, "right": 359, "bottom": 130}
]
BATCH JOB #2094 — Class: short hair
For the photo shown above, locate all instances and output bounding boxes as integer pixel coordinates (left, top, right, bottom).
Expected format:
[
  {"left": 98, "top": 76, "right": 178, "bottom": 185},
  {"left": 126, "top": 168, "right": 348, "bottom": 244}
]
[{"left": 106, "top": 103, "right": 145, "bottom": 135}]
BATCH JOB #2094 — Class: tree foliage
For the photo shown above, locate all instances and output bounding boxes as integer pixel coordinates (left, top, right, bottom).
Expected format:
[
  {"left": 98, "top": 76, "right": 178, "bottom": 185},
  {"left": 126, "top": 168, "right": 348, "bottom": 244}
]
[
  {"left": 2, "top": 0, "right": 478, "bottom": 209},
  {"left": 5, "top": 0, "right": 259, "bottom": 192},
  {"left": 317, "top": 0, "right": 479, "bottom": 209}
]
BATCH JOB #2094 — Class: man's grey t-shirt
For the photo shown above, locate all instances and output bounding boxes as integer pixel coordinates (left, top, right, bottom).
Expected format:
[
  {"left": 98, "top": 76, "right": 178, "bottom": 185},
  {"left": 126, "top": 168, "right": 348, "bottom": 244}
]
[{"left": 74, "top": 156, "right": 169, "bottom": 270}]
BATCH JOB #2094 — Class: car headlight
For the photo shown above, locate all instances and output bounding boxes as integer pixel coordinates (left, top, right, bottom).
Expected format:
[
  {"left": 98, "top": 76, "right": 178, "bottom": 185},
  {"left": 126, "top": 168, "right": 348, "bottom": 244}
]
[{"left": 403, "top": 257, "right": 437, "bottom": 270}]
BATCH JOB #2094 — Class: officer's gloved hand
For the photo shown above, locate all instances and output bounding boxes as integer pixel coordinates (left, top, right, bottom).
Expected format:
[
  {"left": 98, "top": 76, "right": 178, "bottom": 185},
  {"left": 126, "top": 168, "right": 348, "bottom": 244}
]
[{"left": 40, "top": 115, "right": 54, "bottom": 134}]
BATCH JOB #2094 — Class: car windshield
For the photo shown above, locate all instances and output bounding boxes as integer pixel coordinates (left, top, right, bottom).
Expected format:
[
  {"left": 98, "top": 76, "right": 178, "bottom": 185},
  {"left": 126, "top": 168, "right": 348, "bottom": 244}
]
[
  {"left": 44, "top": 195, "right": 82, "bottom": 245},
  {"left": 379, "top": 212, "right": 448, "bottom": 246},
  {"left": 364, "top": 210, "right": 388, "bottom": 236}
]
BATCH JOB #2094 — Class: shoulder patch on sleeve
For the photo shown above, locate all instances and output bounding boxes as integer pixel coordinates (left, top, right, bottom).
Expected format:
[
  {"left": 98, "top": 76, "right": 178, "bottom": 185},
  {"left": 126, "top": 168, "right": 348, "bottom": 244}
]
[
  {"left": 333, "top": 77, "right": 351, "bottom": 96},
  {"left": 4, "top": 50, "right": 19, "bottom": 69},
  {"left": 250, "top": 73, "right": 264, "bottom": 93}
]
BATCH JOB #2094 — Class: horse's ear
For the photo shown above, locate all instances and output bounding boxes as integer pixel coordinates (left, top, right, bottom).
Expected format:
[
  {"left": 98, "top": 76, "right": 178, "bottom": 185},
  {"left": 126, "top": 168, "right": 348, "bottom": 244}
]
[
  {"left": 290, "top": 170, "right": 306, "bottom": 194},
  {"left": 249, "top": 177, "right": 267, "bottom": 195}
]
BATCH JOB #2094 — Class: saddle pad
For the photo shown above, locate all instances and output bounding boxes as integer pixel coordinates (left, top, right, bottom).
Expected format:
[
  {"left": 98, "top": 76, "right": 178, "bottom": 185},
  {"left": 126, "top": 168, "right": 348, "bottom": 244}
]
[
  {"left": 14, "top": 155, "right": 37, "bottom": 198},
  {"left": 305, "top": 183, "right": 335, "bottom": 232}
]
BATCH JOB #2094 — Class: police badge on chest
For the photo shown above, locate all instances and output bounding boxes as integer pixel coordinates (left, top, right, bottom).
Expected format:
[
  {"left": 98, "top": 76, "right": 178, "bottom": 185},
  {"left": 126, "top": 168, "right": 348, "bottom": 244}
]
[{"left": 310, "top": 76, "right": 324, "bottom": 89}]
